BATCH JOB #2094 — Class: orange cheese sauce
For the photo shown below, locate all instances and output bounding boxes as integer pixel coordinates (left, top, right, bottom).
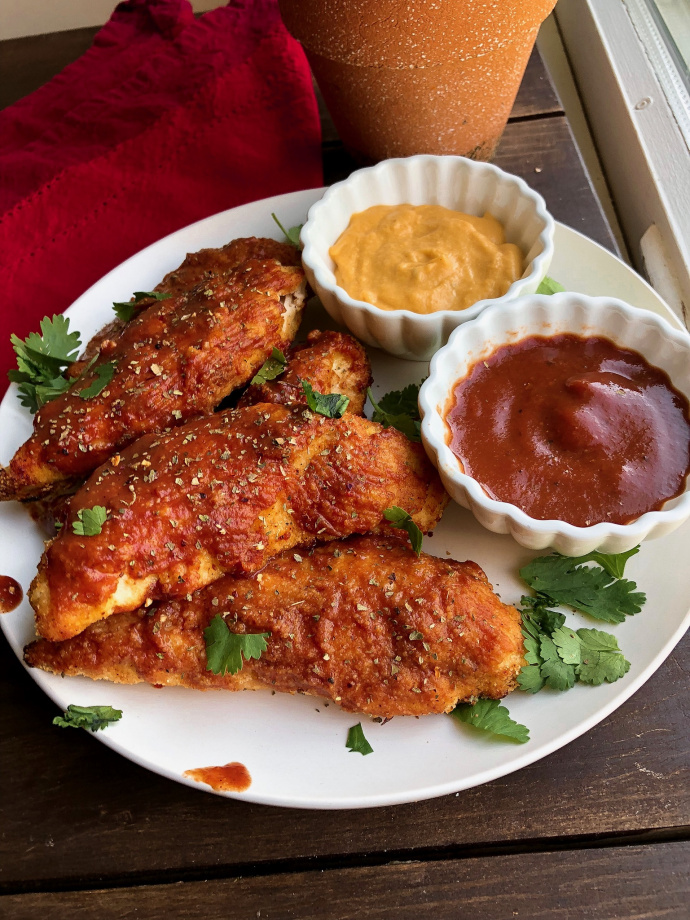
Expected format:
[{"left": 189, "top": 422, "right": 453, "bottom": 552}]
[{"left": 330, "top": 204, "right": 523, "bottom": 314}]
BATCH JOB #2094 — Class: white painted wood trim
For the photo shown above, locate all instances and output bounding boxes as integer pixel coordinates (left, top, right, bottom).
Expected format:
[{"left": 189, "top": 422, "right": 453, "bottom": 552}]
[{"left": 556, "top": 0, "right": 690, "bottom": 325}]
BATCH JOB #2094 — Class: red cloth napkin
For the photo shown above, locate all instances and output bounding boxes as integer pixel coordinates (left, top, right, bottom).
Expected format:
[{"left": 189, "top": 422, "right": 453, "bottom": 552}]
[{"left": 0, "top": 0, "right": 322, "bottom": 394}]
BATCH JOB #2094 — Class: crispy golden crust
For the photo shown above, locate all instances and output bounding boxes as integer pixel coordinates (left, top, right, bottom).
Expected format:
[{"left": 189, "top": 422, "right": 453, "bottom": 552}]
[
  {"left": 238, "top": 330, "right": 372, "bottom": 416},
  {"left": 30, "top": 405, "right": 447, "bottom": 641},
  {"left": 0, "top": 239, "right": 306, "bottom": 502},
  {"left": 25, "top": 535, "right": 524, "bottom": 717}
]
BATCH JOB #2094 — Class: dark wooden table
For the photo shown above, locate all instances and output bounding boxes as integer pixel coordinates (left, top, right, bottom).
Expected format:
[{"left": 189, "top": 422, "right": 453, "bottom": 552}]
[{"left": 1, "top": 29, "right": 688, "bottom": 920}]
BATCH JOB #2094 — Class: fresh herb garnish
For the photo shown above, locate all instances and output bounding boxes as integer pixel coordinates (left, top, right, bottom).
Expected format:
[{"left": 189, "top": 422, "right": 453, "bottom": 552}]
[
  {"left": 302, "top": 381, "right": 350, "bottom": 418},
  {"left": 368, "top": 382, "right": 423, "bottom": 442},
  {"left": 251, "top": 347, "right": 288, "bottom": 385},
  {"left": 271, "top": 212, "right": 303, "bottom": 248},
  {"left": 346, "top": 722, "right": 374, "bottom": 755},
  {"left": 112, "top": 290, "right": 172, "bottom": 322},
  {"left": 72, "top": 506, "right": 108, "bottom": 536},
  {"left": 53, "top": 704, "right": 122, "bottom": 732},
  {"left": 8, "top": 315, "right": 82, "bottom": 413},
  {"left": 204, "top": 614, "right": 269, "bottom": 676},
  {"left": 78, "top": 361, "right": 116, "bottom": 399},
  {"left": 518, "top": 605, "right": 631, "bottom": 692},
  {"left": 536, "top": 276, "right": 565, "bottom": 295},
  {"left": 519, "top": 552, "right": 645, "bottom": 624},
  {"left": 452, "top": 699, "right": 529, "bottom": 743},
  {"left": 383, "top": 506, "right": 423, "bottom": 556}
]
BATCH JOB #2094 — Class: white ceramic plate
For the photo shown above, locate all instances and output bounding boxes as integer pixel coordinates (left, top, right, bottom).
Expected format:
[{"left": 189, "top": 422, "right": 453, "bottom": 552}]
[{"left": 1, "top": 188, "right": 689, "bottom": 810}]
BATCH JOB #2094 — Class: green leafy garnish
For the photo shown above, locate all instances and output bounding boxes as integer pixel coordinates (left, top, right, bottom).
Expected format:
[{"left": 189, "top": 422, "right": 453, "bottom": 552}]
[
  {"left": 251, "top": 347, "right": 288, "bottom": 385},
  {"left": 519, "top": 552, "right": 645, "bottom": 624},
  {"left": 346, "top": 722, "right": 374, "bottom": 755},
  {"left": 518, "top": 606, "right": 631, "bottom": 693},
  {"left": 271, "top": 212, "right": 303, "bottom": 247},
  {"left": 204, "top": 614, "right": 269, "bottom": 676},
  {"left": 536, "top": 276, "right": 566, "bottom": 295},
  {"left": 368, "top": 383, "right": 423, "bottom": 442},
  {"left": 72, "top": 506, "right": 108, "bottom": 536},
  {"left": 113, "top": 290, "right": 172, "bottom": 322},
  {"left": 452, "top": 700, "right": 529, "bottom": 743},
  {"left": 53, "top": 704, "right": 122, "bottom": 732},
  {"left": 383, "top": 506, "right": 423, "bottom": 556},
  {"left": 9, "top": 315, "right": 82, "bottom": 413},
  {"left": 567, "top": 546, "right": 640, "bottom": 580},
  {"left": 78, "top": 361, "right": 116, "bottom": 399},
  {"left": 302, "top": 381, "right": 350, "bottom": 418}
]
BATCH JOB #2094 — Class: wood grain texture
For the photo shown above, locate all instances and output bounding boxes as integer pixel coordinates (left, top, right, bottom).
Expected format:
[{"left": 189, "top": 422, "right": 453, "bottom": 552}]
[
  {"left": 2, "top": 842, "right": 689, "bottom": 919},
  {"left": 1, "top": 631, "right": 688, "bottom": 888}
]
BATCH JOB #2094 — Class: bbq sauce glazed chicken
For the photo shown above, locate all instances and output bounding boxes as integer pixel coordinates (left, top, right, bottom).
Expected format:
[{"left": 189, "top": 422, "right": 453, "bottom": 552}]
[
  {"left": 30, "top": 404, "right": 448, "bottom": 641},
  {"left": 25, "top": 535, "right": 524, "bottom": 717},
  {"left": 0, "top": 239, "right": 306, "bottom": 502}
]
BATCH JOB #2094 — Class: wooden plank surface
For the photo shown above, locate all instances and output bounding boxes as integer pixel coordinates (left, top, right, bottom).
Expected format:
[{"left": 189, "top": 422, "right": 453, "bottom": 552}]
[
  {"left": 3, "top": 842, "right": 689, "bottom": 919},
  {"left": 2, "top": 631, "right": 688, "bottom": 888}
]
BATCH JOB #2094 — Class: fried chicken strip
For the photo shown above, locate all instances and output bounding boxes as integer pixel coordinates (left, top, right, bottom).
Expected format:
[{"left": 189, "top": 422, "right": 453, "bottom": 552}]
[
  {"left": 0, "top": 239, "right": 306, "bottom": 502},
  {"left": 30, "top": 405, "right": 447, "bottom": 641},
  {"left": 25, "top": 535, "right": 524, "bottom": 717},
  {"left": 238, "top": 329, "right": 372, "bottom": 416}
]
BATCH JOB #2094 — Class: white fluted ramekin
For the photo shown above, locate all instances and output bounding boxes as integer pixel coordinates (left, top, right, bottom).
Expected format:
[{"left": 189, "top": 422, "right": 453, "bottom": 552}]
[
  {"left": 301, "top": 155, "right": 554, "bottom": 360},
  {"left": 419, "top": 293, "right": 690, "bottom": 555}
]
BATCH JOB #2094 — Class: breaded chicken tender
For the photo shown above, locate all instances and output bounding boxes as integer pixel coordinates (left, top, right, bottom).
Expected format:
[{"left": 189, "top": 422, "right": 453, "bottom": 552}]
[
  {"left": 239, "top": 329, "right": 372, "bottom": 416},
  {"left": 30, "top": 405, "right": 447, "bottom": 641},
  {"left": 0, "top": 240, "right": 306, "bottom": 502},
  {"left": 25, "top": 535, "right": 524, "bottom": 717}
]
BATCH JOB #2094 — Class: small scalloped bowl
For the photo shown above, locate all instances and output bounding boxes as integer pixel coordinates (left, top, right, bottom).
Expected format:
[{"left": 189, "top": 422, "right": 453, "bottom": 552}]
[
  {"left": 300, "top": 155, "right": 554, "bottom": 361},
  {"left": 419, "top": 293, "right": 690, "bottom": 555}
]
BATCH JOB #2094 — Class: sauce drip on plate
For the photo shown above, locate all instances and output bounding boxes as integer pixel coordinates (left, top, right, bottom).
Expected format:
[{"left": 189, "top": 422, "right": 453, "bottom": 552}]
[
  {"left": 446, "top": 333, "right": 690, "bottom": 527},
  {"left": 184, "top": 762, "right": 252, "bottom": 792},
  {"left": 0, "top": 576, "right": 23, "bottom": 613}
]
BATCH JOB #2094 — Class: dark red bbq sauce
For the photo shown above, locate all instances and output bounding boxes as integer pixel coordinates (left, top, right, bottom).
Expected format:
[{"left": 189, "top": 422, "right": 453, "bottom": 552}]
[
  {"left": 0, "top": 576, "right": 23, "bottom": 613},
  {"left": 183, "top": 762, "right": 252, "bottom": 792},
  {"left": 446, "top": 333, "right": 690, "bottom": 526}
]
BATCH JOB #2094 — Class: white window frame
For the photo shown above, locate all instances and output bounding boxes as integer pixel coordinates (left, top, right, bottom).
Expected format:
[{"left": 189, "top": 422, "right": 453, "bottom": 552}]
[{"left": 555, "top": 0, "right": 690, "bottom": 325}]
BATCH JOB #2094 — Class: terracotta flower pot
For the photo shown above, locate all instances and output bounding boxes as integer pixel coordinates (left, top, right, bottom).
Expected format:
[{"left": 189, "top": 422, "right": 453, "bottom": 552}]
[{"left": 279, "top": 0, "right": 557, "bottom": 162}]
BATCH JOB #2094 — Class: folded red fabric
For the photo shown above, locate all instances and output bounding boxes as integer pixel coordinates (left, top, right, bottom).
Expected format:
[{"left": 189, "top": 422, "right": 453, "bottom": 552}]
[{"left": 0, "top": 0, "right": 322, "bottom": 393}]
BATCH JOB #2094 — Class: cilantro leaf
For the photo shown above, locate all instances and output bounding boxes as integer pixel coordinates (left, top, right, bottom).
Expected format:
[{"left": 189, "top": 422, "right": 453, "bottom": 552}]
[
  {"left": 550, "top": 625, "right": 583, "bottom": 665},
  {"left": 53, "top": 704, "right": 122, "bottom": 732},
  {"left": 536, "top": 276, "right": 565, "bottom": 295},
  {"left": 368, "top": 384, "right": 422, "bottom": 442},
  {"left": 9, "top": 316, "right": 82, "bottom": 413},
  {"left": 72, "top": 506, "right": 108, "bottom": 536},
  {"left": 204, "top": 615, "right": 269, "bottom": 675},
  {"left": 539, "top": 634, "right": 576, "bottom": 690},
  {"left": 251, "top": 348, "right": 288, "bottom": 385},
  {"left": 516, "top": 664, "right": 545, "bottom": 693},
  {"left": 113, "top": 290, "right": 172, "bottom": 322},
  {"left": 383, "top": 506, "right": 423, "bottom": 555},
  {"left": 575, "top": 629, "right": 631, "bottom": 685},
  {"left": 78, "top": 361, "right": 116, "bottom": 399},
  {"left": 271, "top": 212, "right": 303, "bottom": 247},
  {"left": 346, "top": 722, "right": 374, "bottom": 755},
  {"left": 452, "top": 699, "right": 529, "bottom": 743},
  {"left": 519, "top": 554, "right": 646, "bottom": 623},
  {"left": 302, "top": 381, "right": 350, "bottom": 418},
  {"left": 568, "top": 546, "right": 640, "bottom": 579}
]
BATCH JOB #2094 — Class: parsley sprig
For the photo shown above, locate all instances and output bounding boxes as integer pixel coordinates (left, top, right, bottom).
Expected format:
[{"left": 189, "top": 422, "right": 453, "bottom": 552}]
[
  {"left": 271, "top": 212, "right": 303, "bottom": 248},
  {"left": 519, "top": 551, "right": 645, "bottom": 624},
  {"left": 9, "top": 315, "right": 82, "bottom": 412},
  {"left": 72, "top": 506, "right": 108, "bottom": 536},
  {"left": 346, "top": 723, "right": 374, "bottom": 755},
  {"left": 251, "top": 347, "right": 288, "bottom": 385},
  {"left": 204, "top": 615, "right": 269, "bottom": 675},
  {"left": 302, "top": 381, "right": 350, "bottom": 418},
  {"left": 368, "top": 382, "right": 424, "bottom": 442},
  {"left": 112, "top": 290, "right": 171, "bottom": 323},
  {"left": 452, "top": 699, "right": 529, "bottom": 743},
  {"left": 383, "top": 506, "right": 423, "bottom": 555},
  {"left": 53, "top": 704, "right": 122, "bottom": 732}
]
